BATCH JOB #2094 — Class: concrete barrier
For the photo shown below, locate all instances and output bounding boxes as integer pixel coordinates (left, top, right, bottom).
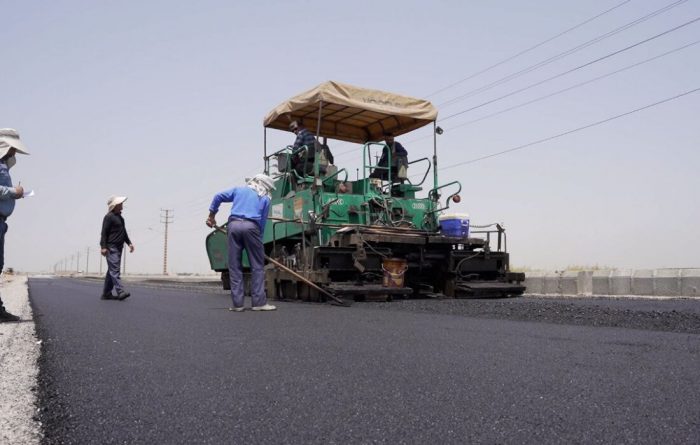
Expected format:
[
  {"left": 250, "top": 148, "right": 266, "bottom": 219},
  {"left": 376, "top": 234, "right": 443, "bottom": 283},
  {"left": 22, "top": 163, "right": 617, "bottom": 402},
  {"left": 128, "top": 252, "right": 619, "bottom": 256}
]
[
  {"left": 543, "top": 271, "right": 562, "bottom": 295},
  {"left": 655, "top": 269, "right": 681, "bottom": 297},
  {"left": 592, "top": 270, "right": 611, "bottom": 295},
  {"left": 631, "top": 269, "right": 654, "bottom": 296},
  {"left": 681, "top": 269, "right": 700, "bottom": 297},
  {"left": 610, "top": 269, "right": 632, "bottom": 296},
  {"left": 523, "top": 268, "right": 700, "bottom": 298},
  {"left": 560, "top": 271, "right": 578, "bottom": 296}
]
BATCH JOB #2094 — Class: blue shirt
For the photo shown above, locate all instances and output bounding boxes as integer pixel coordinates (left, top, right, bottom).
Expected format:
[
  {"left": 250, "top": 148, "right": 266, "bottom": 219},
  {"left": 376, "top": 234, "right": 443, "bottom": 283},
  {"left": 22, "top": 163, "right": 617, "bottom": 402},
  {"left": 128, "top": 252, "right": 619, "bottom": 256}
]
[
  {"left": 0, "top": 161, "right": 18, "bottom": 218},
  {"left": 209, "top": 186, "right": 270, "bottom": 234}
]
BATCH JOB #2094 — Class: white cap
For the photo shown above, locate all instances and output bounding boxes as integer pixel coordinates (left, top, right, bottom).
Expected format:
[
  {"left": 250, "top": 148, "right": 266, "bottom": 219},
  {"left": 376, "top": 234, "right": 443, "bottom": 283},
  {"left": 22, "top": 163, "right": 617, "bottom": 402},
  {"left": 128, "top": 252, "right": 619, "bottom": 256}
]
[{"left": 0, "top": 128, "right": 31, "bottom": 158}]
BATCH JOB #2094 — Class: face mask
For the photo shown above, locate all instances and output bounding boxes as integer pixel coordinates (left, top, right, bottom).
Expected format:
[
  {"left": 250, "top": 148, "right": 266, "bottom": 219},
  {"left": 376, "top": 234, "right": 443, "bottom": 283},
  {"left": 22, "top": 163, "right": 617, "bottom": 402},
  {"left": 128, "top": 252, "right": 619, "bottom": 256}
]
[
  {"left": 6, "top": 155, "right": 15, "bottom": 169},
  {"left": 248, "top": 180, "right": 270, "bottom": 197}
]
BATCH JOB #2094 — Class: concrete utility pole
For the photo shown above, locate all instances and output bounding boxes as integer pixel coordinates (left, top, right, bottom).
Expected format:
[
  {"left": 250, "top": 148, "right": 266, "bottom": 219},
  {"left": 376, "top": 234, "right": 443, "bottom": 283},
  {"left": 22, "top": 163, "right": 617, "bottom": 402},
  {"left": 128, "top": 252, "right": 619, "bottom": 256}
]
[
  {"left": 161, "top": 209, "right": 174, "bottom": 275},
  {"left": 76, "top": 251, "right": 80, "bottom": 273},
  {"left": 86, "top": 247, "right": 90, "bottom": 275}
]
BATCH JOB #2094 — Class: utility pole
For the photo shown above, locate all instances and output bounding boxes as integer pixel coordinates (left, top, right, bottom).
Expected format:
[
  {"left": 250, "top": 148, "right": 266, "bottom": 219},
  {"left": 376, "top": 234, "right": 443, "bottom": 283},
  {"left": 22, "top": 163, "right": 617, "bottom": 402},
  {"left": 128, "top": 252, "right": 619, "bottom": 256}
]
[
  {"left": 160, "top": 209, "right": 174, "bottom": 275},
  {"left": 76, "top": 250, "right": 80, "bottom": 273},
  {"left": 86, "top": 247, "right": 90, "bottom": 275}
]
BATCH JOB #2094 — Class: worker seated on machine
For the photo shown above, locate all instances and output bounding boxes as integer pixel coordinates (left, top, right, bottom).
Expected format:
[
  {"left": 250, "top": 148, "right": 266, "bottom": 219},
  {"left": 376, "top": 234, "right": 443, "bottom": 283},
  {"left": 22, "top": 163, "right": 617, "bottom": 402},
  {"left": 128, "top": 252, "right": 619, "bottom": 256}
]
[
  {"left": 289, "top": 120, "right": 317, "bottom": 176},
  {"left": 289, "top": 121, "right": 335, "bottom": 188},
  {"left": 369, "top": 132, "right": 408, "bottom": 182}
]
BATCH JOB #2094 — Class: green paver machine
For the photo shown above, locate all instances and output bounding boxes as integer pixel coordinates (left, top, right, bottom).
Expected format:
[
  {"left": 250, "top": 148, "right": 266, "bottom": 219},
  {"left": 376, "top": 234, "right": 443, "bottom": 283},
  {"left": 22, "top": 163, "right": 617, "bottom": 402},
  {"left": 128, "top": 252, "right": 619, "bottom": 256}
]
[{"left": 206, "top": 81, "right": 525, "bottom": 301}]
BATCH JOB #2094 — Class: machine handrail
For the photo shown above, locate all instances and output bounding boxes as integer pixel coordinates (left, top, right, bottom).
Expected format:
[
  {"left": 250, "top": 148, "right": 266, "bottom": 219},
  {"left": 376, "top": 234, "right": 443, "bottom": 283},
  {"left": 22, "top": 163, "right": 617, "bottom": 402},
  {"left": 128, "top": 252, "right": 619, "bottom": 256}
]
[
  {"left": 322, "top": 167, "right": 348, "bottom": 185},
  {"left": 427, "top": 180, "right": 462, "bottom": 214},
  {"left": 407, "top": 157, "right": 431, "bottom": 186}
]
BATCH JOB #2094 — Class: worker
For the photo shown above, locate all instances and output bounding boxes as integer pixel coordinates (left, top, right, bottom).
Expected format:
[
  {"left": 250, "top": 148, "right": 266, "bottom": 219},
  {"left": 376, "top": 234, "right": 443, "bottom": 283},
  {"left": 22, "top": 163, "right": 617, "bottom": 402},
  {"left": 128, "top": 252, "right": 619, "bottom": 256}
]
[
  {"left": 0, "top": 129, "right": 30, "bottom": 322},
  {"left": 369, "top": 132, "right": 408, "bottom": 181},
  {"left": 206, "top": 174, "right": 277, "bottom": 312},
  {"left": 289, "top": 121, "right": 317, "bottom": 176},
  {"left": 100, "top": 196, "right": 134, "bottom": 300}
]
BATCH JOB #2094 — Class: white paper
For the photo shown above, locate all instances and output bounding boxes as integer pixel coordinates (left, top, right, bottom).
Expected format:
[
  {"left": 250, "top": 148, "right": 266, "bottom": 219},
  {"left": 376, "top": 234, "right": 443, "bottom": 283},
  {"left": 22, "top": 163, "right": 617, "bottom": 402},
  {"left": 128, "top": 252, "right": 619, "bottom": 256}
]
[{"left": 23, "top": 189, "right": 34, "bottom": 198}]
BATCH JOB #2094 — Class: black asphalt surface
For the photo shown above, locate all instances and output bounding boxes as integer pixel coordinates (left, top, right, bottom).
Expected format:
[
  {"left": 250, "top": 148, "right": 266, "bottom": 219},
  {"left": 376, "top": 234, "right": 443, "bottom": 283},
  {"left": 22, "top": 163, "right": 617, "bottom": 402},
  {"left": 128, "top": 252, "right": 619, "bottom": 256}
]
[{"left": 30, "top": 278, "right": 700, "bottom": 444}]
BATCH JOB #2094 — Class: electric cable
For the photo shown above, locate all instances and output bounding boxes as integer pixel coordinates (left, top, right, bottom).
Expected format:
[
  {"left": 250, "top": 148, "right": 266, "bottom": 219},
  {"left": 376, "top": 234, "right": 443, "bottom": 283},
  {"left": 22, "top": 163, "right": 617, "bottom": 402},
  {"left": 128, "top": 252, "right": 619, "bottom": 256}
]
[
  {"left": 439, "top": 87, "right": 700, "bottom": 171},
  {"left": 415, "top": 39, "right": 700, "bottom": 138},
  {"left": 426, "top": 0, "right": 633, "bottom": 98},
  {"left": 441, "top": 16, "right": 700, "bottom": 122},
  {"left": 439, "top": 0, "right": 689, "bottom": 108}
]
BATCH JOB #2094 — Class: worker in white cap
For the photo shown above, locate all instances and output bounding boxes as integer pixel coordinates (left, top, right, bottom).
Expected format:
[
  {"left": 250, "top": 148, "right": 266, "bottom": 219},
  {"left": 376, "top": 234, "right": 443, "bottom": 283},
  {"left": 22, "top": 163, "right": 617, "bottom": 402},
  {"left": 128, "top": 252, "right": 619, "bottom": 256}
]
[
  {"left": 100, "top": 196, "right": 134, "bottom": 300},
  {"left": 207, "top": 174, "right": 277, "bottom": 311},
  {"left": 0, "top": 129, "right": 30, "bottom": 322}
]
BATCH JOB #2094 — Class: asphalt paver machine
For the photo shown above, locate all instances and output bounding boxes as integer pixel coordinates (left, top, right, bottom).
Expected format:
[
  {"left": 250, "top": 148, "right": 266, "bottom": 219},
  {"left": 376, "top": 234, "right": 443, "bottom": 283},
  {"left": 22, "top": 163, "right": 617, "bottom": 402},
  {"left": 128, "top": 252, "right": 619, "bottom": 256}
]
[{"left": 206, "top": 81, "right": 525, "bottom": 301}]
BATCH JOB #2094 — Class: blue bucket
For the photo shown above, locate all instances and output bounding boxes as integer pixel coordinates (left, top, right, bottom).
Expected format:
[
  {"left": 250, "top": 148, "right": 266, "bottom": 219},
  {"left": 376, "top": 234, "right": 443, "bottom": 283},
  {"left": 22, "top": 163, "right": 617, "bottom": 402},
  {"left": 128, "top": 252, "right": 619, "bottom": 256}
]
[{"left": 439, "top": 213, "right": 470, "bottom": 237}]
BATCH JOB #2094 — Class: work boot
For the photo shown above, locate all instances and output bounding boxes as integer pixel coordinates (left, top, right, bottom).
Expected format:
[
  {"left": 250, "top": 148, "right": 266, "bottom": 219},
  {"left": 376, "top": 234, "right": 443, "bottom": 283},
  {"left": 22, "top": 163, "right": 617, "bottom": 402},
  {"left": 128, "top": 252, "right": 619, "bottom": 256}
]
[
  {"left": 251, "top": 304, "right": 276, "bottom": 311},
  {"left": 0, "top": 308, "right": 20, "bottom": 322},
  {"left": 116, "top": 291, "right": 131, "bottom": 301},
  {"left": 101, "top": 292, "right": 116, "bottom": 300}
]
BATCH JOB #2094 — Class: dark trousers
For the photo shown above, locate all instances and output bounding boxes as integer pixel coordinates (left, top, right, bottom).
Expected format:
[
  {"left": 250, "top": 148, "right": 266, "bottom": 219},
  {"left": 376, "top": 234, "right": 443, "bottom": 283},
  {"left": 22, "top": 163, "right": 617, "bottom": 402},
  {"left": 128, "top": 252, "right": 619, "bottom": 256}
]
[
  {"left": 102, "top": 246, "right": 124, "bottom": 294},
  {"left": 227, "top": 218, "right": 267, "bottom": 308},
  {"left": 0, "top": 220, "right": 6, "bottom": 309}
]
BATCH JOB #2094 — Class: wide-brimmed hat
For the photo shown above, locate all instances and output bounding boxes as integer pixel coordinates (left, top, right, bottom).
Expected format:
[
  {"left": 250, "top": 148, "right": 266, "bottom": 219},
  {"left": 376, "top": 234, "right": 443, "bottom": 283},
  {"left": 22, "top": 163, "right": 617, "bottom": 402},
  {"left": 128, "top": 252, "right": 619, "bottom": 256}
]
[
  {"left": 0, "top": 128, "right": 31, "bottom": 158},
  {"left": 107, "top": 195, "right": 128, "bottom": 212}
]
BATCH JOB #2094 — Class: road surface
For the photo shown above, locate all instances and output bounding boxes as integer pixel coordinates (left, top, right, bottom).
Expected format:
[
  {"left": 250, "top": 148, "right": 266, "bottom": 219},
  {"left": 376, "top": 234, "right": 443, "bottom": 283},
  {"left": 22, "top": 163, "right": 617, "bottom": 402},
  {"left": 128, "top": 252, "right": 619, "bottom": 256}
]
[{"left": 30, "top": 278, "right": 700, "bottom": 444}]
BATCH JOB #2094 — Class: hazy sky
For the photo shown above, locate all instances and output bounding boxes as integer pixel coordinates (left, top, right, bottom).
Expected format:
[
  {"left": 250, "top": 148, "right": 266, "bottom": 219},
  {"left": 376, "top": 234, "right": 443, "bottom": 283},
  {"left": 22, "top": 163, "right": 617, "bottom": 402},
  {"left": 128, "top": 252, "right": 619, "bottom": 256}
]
[{"left": 2, "top": 0, "right": 698, "bottom": 274}]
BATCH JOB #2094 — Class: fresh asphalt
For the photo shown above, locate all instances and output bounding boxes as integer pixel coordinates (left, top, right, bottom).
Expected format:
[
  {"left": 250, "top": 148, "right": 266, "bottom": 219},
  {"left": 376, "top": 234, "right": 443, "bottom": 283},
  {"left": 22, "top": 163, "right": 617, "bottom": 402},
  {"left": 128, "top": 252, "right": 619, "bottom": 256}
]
[{"left": 30, "top": 278, "right": 700, "bottom": 444}]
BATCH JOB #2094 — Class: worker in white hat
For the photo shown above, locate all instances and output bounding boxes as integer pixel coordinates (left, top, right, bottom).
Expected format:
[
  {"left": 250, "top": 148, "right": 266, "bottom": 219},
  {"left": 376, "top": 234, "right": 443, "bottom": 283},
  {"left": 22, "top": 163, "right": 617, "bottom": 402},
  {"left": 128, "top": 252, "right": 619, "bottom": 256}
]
[
  {"left": 206, "top": 173, "right": 277, "bottom": 311},
  {"left": 0, "top": 129, "right": 30, "bottom": 322},
  {"left": 100, "top": 195, "right": 134, "bottom": 300}
]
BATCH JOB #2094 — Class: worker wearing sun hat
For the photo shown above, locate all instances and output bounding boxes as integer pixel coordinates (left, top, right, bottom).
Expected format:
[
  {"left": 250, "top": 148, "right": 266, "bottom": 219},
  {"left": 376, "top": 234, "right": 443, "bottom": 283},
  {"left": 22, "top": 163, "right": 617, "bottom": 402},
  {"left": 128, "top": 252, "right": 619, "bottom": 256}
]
[
  {"left": 0, "top": 129, "right": 31, "bottom": 322},
  {"left": 206, "top": 174, "right": 277, "bottom": 312},
  {"left": 100, "top": 195, "right": 134, "bottom": 301}
]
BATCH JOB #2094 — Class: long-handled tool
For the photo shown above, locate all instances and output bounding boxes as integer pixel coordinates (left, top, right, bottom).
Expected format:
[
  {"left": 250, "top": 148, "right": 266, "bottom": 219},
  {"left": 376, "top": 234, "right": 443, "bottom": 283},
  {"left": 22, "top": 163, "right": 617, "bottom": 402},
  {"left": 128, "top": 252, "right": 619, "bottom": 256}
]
[
  {"left": 264, "top": 255, "right": 350, "bottom": 306},
  {"left": 214, "top": 226, "right": 350, "bottom": 306}
]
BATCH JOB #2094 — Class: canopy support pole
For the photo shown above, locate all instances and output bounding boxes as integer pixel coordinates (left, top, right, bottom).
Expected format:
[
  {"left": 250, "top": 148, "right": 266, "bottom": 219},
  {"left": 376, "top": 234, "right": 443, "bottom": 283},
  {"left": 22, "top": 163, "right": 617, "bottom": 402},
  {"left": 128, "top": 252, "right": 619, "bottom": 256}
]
[
  {"left": 433, "top": 121, "right": 438, "bottom": 193},
  {"left": 314, "top": 101, "right": 324, "bottom": 181}
]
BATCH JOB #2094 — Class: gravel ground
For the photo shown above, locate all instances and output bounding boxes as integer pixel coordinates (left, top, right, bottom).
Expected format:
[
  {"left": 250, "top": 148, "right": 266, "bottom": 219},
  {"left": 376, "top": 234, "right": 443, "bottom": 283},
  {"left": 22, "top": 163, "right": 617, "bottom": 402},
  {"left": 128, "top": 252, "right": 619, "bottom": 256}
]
[
  {"left": 366, "top": 296, "right": 700, "bottom": 334},
  {"left": 0, "top": 275, "right": 41, "bottom": 445}
]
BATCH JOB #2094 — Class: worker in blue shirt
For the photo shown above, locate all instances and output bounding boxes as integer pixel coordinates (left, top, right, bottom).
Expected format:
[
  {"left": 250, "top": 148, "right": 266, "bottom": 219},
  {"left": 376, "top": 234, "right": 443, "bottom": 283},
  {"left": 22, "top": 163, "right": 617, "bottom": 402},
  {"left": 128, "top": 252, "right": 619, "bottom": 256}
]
[
  {"left": 207, "top": 174, "right": 277, "bottom": 312},
  {"left": 0, "top": 129, "right": 30, "bottom": 323}
]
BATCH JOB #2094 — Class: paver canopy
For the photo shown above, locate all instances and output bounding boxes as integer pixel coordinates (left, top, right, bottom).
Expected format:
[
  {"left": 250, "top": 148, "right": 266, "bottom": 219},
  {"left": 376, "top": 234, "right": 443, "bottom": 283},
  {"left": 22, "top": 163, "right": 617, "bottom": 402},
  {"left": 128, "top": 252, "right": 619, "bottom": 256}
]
[{"left": 263, "top": 81, "right": 438, "bottom": 144}]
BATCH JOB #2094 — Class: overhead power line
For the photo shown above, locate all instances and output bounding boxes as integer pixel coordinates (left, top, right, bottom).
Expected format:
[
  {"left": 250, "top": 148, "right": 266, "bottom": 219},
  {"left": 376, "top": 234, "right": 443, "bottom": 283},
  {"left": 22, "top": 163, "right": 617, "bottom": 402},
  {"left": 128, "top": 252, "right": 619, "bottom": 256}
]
[
  {"left": 340, "top": 38, "right": 700, "bottom": 164},
  {"left": 440, "top": 16, "right": 700, "bottom": 122},
  {"left": 439, "top": 87, "right": 700, "bottom": 171},
  {"left": 438, "top": 0, "right": 689, "bottom": 108},
  {"left": 444, "top": 40, "right": 700, "bottom": 132},
  {"left": 426, "top": 0, "right": 633, "bottom": 98}
]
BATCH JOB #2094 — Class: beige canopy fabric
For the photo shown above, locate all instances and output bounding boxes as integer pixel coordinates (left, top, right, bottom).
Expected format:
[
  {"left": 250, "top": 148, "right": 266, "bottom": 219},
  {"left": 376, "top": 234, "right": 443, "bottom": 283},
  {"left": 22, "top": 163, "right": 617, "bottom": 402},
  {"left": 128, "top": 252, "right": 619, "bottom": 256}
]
[{"left": 263, "top": 81, "right": 438, "bottom": 144}]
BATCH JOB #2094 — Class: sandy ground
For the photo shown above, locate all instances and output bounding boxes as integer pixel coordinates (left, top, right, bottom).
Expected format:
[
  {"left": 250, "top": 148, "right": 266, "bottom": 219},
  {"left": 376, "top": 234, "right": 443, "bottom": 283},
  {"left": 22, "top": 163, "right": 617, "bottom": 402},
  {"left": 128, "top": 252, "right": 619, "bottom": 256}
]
[{"left": 0, "top": 275, "right": 41, "bottom": 444}]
